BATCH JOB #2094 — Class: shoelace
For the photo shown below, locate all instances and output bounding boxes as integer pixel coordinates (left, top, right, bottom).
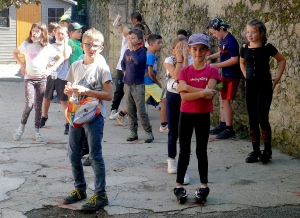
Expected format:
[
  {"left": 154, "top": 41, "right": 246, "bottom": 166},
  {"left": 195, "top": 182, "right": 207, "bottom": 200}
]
[
  {"left": 86, "top": 194, "right": 98, "bottom": 205},
  {"left": 70, "top": 189, "right": 82, "bottom": 199}
]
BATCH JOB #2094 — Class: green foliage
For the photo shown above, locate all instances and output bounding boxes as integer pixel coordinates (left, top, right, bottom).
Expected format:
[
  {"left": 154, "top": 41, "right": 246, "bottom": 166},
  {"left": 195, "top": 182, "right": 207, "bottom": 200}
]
[{"left": 0, "top": 0, "right": 41, "bottom": 11}]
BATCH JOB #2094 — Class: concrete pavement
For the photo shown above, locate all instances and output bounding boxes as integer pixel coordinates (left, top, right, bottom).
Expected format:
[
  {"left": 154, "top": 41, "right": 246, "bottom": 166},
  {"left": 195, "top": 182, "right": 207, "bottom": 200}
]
[{"left": 0, "top": 64, "right": 300, "bottom": 217}]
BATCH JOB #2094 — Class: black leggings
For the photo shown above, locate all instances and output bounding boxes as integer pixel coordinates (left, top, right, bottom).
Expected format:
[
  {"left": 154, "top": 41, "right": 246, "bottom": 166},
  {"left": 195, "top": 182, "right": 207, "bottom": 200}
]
[
  {"left": 246, "top": 78, "right": 273, "bottom": 151},
  {"left": 177, "top": 112, "right": 210, "bottom": 184},
  {"left": 111, "top": 69, "right": 124, "bottom": 111}
]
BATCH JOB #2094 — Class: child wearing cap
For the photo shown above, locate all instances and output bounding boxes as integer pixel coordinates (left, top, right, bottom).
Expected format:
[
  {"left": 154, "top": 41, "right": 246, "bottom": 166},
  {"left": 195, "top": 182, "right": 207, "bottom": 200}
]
[
  {"left": 173, "top": 34, "right": 220, "bottom": 204},
  {"left": 60, "top": 14, "right": 71, "bottom": 28},
  {"left": 206, "top": 18, "right": 242, "bottom": 139},
  {"left": 68, "top": 22, "right": 85, "bottom": 65}
]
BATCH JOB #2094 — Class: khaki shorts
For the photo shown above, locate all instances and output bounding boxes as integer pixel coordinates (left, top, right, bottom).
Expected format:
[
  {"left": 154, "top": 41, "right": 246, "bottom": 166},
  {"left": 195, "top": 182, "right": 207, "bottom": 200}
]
[{"left": 145, "top": 83, "right": 166, "bottom": 102}]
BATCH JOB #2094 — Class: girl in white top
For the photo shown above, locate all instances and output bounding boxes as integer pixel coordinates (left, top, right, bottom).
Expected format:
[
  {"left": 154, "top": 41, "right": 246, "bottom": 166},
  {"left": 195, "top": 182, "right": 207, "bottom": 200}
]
[
  {"left": 164, "top": 36, "right": 193, "bottom": 180},
  {"left": 12, "top": 22, "right": 63, "bottom": 142}
]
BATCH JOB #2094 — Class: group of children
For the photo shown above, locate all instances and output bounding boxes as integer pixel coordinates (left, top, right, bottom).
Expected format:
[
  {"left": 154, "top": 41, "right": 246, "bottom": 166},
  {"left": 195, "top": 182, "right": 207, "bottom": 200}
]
[{"left": 11, "top": 13, "right": 286, "bottom": 210}]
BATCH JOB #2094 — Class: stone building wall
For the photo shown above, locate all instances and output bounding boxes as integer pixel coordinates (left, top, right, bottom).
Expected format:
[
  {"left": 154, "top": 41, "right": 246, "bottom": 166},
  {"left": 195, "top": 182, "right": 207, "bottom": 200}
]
[{"left": 87, "top": 0, "right": 300, "bottom": 157}]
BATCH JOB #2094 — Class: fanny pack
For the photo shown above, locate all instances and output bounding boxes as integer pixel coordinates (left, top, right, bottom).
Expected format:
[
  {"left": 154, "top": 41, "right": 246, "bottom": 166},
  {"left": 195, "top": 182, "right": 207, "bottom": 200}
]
[{"left": 66, "top": 96, "right": 100, "bottom": 128}]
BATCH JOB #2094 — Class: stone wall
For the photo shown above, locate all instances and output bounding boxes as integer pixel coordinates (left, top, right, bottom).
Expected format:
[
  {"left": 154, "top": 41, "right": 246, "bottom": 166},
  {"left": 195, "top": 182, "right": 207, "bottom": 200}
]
[{"left": 87, "top": 0, "right": 300, "bottom": 157}]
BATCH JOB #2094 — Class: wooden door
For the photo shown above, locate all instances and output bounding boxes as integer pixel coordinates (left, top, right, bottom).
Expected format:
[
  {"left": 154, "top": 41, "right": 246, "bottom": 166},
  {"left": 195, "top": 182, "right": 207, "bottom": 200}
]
[{"left": 16, "top": 4, "right": 41, "bottom": 60}]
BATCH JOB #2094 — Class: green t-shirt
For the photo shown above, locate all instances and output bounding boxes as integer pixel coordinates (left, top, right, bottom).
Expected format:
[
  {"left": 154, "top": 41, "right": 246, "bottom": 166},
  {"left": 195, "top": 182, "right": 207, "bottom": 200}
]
[{"left": 68, "top": 38, "right": 83, "bottom": 65}]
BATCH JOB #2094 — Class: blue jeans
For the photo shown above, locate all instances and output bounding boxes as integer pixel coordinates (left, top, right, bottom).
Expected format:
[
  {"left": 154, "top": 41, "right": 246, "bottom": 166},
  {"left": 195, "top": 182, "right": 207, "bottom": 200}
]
[
  {"left": 68, "top": 115, "right": 106, "bottom": 195},
  {"left": 124, "top": 83, "right": 152, "bottom": 134},
  {"left": 166, "top": 91, "right": 181, "bottom": 158}
]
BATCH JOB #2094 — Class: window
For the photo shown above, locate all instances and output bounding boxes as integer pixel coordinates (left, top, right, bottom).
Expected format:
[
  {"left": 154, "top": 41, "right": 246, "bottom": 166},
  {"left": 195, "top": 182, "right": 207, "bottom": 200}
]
[
  {"left": 48, "top": 8, "right": 64, "bottom": 23},
  {"left": 0, "top": 8, "right": 9, "bottom": 28}
]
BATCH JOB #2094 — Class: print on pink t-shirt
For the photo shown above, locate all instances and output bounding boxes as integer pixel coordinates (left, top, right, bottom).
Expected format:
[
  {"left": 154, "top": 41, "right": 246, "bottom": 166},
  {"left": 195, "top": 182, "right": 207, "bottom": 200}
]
[{"left": 178, "top": 65, "right": 220, "bottom": 113}]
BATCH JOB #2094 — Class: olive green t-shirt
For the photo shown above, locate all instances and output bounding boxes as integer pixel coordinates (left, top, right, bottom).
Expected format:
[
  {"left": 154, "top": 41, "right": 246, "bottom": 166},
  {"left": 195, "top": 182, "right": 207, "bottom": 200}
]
[{"left": 68, "top": 38, "right": 83, "bottom": 65}]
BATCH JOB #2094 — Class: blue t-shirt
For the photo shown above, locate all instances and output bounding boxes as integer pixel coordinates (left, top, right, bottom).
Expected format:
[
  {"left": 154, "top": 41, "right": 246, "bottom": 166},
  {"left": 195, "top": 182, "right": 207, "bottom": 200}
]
[
  {"left": 144, "top": 52, "right": 158, "bottom": 85},
  {"left": 219, "top": 32, "right": 242, "bottom": 79}
]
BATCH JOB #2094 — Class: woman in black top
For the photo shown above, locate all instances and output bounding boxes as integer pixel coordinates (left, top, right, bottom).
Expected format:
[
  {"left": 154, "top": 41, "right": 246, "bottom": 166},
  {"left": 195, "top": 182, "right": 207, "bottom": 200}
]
[{"left": 240, "top": 19, "right": 286, "bottom": 164}]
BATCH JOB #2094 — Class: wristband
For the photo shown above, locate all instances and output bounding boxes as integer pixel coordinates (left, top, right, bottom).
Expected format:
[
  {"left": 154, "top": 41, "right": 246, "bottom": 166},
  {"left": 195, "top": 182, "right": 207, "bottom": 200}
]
[
  {"left": 177, "top": 62, "right": 183, "bottom": 63},
  {"left": 118, "top": 24, "right": 122, "bottom": 26}
]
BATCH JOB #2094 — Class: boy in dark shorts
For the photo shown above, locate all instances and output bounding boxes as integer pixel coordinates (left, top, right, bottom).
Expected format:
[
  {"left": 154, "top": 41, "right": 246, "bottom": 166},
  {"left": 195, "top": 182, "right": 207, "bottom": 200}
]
[{"left": 40, "top": 26, "right": 72, "bottom": 134}]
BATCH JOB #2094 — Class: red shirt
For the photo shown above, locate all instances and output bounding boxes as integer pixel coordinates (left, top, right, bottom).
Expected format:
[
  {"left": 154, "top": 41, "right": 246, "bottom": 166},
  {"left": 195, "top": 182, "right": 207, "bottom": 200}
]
[{"left": 178, "top": 65, "right": 220, "bottom": 113}]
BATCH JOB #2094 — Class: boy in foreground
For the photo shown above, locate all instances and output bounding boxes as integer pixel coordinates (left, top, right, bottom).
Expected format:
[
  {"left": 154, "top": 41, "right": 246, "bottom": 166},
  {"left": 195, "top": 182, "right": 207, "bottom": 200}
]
[{"left": 63, "top": 28, "right": 113, "bottom": 211}]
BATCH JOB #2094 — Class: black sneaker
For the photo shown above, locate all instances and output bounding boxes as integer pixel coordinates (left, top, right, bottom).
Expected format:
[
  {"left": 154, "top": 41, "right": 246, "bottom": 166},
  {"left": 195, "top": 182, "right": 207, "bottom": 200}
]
[
  {"left": 83, "top": 157, "right": 91, "bottom": 166},
  {"left": 259, "top": 150, "right": 272, "bottom": 164},
  {"left": 144, "top": 132, "right": 154, "bottom": 143},
  {"left": 63, "top": 189, "right": 87, "bottom": 204},
  {"left": 210, "top": 125, "right": 224, "bottom": 135},
  {"left": 40, "top": 116, "right": 48, "bottom": 128},
  {"left": 81, "top": 194, "right": 109, "bottom": 211},
  {"left": 195, "top": 187, "right": 210, "bottom": 204},
  {"left": 216, "top": 129, "right": 235, "bottom": 139},
  {"left": 245, "top": 150, "right": 261, "bottom": 163},
  {"left": 173, "top": 187, "right": 189, "bottom": 204},
  {"left": 64, "top": 123, "right": 69, "bottom": 135},
  {"left": 126, "top": 133, "right": 138, "bottom": 141}
]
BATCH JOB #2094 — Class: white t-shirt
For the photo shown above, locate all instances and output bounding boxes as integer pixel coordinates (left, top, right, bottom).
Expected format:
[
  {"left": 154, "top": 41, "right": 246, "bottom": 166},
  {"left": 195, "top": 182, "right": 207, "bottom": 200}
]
[
  {"left": 77, "top": 54, "right": 110, "bottom": 73},
  {"left": 165, "top": 55, "right": 193, "bottom": 93},
  {"left": 49, "top": 43, "right": 72, "bottom": 80},
  {"left": 116, "top": 35, "right": 128, "bottom": 71},
  {"left": 18, "top": 41, "right": 59, "bottom": 79},
  {"left": 66, "top": 60, "right": 112, "bottom": 118}
]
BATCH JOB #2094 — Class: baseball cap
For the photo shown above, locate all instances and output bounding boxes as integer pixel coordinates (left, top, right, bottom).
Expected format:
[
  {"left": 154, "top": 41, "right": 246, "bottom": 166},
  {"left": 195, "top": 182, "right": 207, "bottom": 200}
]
[
  {"left": 60, "top": 14, "right": 71, "bottom": 22},
  {"left": 207, "top": 18, "right": 230, "bottom": 30},
  {"left": 68, "top": 22, "right": 86, "bottom": 32},
  {"left": 187, "top": 33, "right": 210, "bottom": 48}
]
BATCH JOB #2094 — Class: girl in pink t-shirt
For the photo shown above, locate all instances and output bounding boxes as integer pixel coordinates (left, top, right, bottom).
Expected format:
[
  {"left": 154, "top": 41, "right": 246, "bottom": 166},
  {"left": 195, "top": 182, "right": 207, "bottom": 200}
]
[
  {"left": 173, "top": 34, "right": 220, "bottom": 205},
  {"left": 12, "top": 22, "right": 63, "bottom": 142}
]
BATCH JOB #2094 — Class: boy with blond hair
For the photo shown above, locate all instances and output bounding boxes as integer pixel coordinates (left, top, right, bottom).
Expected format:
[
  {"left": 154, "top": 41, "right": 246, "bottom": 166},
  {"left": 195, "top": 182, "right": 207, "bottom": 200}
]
[{"left": 63, "top": 28, "right": 113, "bottom": 211}]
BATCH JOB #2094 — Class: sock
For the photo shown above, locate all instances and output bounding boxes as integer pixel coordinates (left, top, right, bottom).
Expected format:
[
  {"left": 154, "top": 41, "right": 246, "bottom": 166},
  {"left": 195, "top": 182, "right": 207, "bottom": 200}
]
[
  {"left": 35, "top": 128, "right": 40, "bottom": 133},
  {"left": 176, "top": 186, "right": 183, "bottom": 189},
  {"left": 18, "top": 124, "right": 25, "bottom": 131},
  {"left": 119, "top": 111, "right": 126, "bottom": 117},
  {"left": 161, "top": 122, "right": 167, "bottom": 127},
  {"left": 225, "top": 126, "right": 233, "bottom": 131},
  {"left": 200, "top": 185, "right": 207, "bottom": 188},
  {"left": 219, "top": 121, "right": 226, "bottom": 128}
]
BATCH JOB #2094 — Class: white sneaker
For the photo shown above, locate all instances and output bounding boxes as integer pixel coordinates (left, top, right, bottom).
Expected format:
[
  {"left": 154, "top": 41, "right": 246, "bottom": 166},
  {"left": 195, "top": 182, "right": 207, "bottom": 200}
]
[
  {"left": 13, "top": 129, "right": 24, "bottom": 141},
  {"left": 167, "top": 158, "right": 177, "bottom": 174},
  {"left": 109, "top": 109, "right": 117, "bottom": 120},
  {"left": 34, "top": 132, "right": 44, "bottom": 142},
  {"left": 159, "top": 125, "right": 169, "bottom": 133},
  {"left": 183, "top": 172, "right": 190, "bottom": 185},
  {"left": 115, "top": 113, "right": 124, "bottom": 125}
]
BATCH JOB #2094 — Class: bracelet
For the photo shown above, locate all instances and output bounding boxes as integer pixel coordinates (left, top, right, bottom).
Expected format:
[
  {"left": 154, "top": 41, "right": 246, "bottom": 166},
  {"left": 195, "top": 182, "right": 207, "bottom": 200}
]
[
  {"left": 118, "top": 24, "right": 122, "bottom": 26},
  {"left": 177, "top": 62, "right": 183, "bottom": 63}
]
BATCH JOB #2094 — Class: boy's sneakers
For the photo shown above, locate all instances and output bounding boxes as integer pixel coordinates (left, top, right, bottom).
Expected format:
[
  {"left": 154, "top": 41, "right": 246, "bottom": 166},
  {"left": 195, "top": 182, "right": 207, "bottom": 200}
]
[
  {"left": 144, "top": 132, "right": 154, "bottom": 143},
  {"left": 159, "top": 125, "right": 169, "bottom": 133},
  {"left": 195, "top": 187, "right": 210, "bottom": 204},
  {"left": 216, "top": 129, "right": 235, "bottom": 139},
  {"left": 63, "top": 189, "right": 87, "bottom": 204},
  {"left": 115, "top": 113, "right": 124, "bottom": 125},
  {"left": 40, "top": 116, "right": 48, "bottom": 128},
  {"left": 126, "top": 132, "right": 138, "bottom": 141},
  {"left": 259, "top": 150, "right": 272, "bottom": 164},
  {"left": 34, "top": 132, "right": 44, "bottom": 142},
  {"left": 83, "top": 156, "right": 91, "bottom": 166},
  {"left": 13, "top": 128, "right": 24, "bottom": 141},
  {"left": 81, "top": 194, "right": 108, "bottom": 211},
  {"left": 245, "top": 150, "right": 261, "bottom": 163},
  {"left": 209, "top": 125, "right": 224, "bottom": 135},
  {"left": 183, "top": 172, "right": 190, "bottom": 185},
  {"left": 167, "top": 158, "right": 177, "bottom": 174},
  {"left": 64, "top": 123, "right": 69, "bottom": 135},
  {"left": 109, "top": 109, "right": 117, "bottom": 120},
  {"left": 173, "top": 187, "right": 189, "bottom": 204}
]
